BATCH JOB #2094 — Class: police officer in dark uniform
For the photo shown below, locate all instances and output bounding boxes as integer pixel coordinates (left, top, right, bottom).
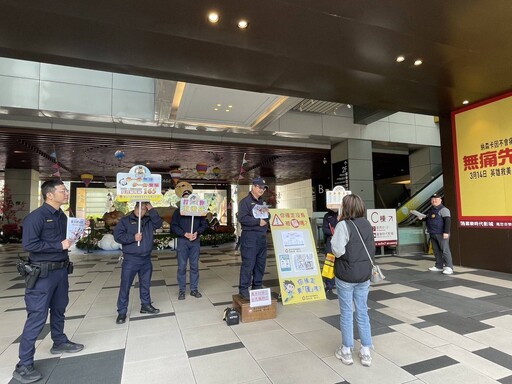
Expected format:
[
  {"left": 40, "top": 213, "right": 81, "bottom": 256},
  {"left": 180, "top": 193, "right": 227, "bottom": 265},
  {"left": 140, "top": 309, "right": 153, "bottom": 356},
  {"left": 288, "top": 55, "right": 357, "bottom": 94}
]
[
  {"left": 14, "top": 180, "right": 84, "bottom": 384},
  {"left": 425, "top": 193, "right": 454, "bottom": 275},
  {"left": 322, "top": 208, "right": 338, "bottom": 293},
  {"left": 114, "top": 201, "right": 163, "bottom": 324},
  {"left": 171, "top": 190, "right": 209, "bottom": 300},
  {"left": 238, "top": 177, "right": 269, "bottom": 300}
]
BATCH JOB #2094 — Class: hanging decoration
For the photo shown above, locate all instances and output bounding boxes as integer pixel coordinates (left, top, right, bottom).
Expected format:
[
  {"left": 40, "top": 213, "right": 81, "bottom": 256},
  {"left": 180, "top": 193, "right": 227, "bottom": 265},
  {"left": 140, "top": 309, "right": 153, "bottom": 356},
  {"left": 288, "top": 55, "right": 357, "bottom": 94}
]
[
  {"left": 212, "top": 166, "right": 221, "bottom": 178},
  {"left": 81, "top": 173, "right": 94, "bottom": 187},
  {"left": 50, "top": 145, "right": 62, "bottom": 179},
  {"left": 169, "top": 168, "right": 182, "bottom": 185},
  {"left": 114, "top": 150, "right": 125, "bottom": 162},
  {"left": 196, "top": 163, "right": 208, "bottom": 177}
]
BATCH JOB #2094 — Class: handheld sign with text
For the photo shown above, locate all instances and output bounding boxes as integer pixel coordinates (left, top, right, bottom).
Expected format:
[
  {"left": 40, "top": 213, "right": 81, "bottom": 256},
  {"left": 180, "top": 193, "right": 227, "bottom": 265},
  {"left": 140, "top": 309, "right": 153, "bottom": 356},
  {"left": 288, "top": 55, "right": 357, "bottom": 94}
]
[
  {"left": 116, "top": 165, "right": 163, "bottom": 245},
  {"left": 326, "top": 185, "right": 351, "bottom": 210},
  {"left": 116, "top": 165, "right": 162, "bottom": 203}
]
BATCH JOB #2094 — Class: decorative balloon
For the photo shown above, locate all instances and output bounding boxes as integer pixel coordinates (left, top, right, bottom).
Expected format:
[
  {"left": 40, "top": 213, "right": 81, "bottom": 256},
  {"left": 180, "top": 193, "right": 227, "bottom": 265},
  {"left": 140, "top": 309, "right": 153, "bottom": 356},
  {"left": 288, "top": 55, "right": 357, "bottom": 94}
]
[
  {"left": 169, "top": 168, "right": 182, "bottom": 185},
  {"left": 81, "top": 173, "right": 94, "bottom": 187},
  {"left": 212, "top": 166, "right": 221, "bottom": 178},
  {"left": 114, "top": 150, "right": 125, "bottom": 161},
  {"left": 196, "top": 163, "right": 208, "bottom": 177}
]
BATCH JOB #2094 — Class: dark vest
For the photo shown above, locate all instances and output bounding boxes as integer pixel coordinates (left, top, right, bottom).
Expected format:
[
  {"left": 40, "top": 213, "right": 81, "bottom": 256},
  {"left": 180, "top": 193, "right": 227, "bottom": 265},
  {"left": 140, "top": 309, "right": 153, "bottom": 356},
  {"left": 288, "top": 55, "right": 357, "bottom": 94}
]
[
  {"left": 426, "top": 205, "right": 445, "bottom": 234},
  {"left": 334, "top": 218, "right": 374, "bottom": 283}
]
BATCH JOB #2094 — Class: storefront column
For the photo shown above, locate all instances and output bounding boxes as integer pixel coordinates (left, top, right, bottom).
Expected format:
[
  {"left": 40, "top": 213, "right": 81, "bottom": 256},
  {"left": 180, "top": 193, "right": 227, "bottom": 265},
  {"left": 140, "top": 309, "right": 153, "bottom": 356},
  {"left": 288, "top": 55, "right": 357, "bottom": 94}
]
[
  {"left": 4, "top": 168, "right": 40, "bottom": 220},
  {"left": 331, "top": 139, "right": 375, "bottom": 208}
]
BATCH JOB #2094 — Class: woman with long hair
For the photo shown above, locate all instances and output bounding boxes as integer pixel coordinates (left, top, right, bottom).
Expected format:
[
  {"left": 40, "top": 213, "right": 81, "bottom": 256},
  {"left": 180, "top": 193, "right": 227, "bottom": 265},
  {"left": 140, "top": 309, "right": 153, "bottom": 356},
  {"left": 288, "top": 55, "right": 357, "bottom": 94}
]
[{"left": 331, "top": 194, "right": 375, "bottom": 367}]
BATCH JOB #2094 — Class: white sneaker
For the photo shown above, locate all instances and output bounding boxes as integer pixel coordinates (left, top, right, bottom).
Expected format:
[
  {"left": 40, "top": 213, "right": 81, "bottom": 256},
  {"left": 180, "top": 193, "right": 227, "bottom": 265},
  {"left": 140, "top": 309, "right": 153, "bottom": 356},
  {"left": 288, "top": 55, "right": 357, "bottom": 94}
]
[
  {"left": 335, "top": 346, "right": 353, "bottom": 365},
  {"left": 443, "top": 267, "right": 454, "bottom": 275},
  {"left": 359, "top": 351, "right": 372, "bottom": 367},
  {"left": 428, "top": 266, "right": 443, "bottom": 272}
]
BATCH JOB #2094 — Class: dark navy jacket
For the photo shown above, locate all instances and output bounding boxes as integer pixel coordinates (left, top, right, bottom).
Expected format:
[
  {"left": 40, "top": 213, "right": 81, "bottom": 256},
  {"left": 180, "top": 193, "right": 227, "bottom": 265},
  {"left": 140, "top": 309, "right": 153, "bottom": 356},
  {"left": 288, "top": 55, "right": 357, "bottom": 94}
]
[
  {"left": 22, "top": 202, "right": 69, "bottom": 262},
  {"left": 426, "top": 204, "right": 451, "bottom": 235},
  {"left": 170, "top": 209, "right": 208, "bottom": 241},
  {"left": 114, "top": 209, "right": 163, "bottom": 257},
  {"left": 322, "top": 209, "right": 338, "bottom": 254},
  {"left": 238, "top": 192, "right": 269, "bottom": 234}
]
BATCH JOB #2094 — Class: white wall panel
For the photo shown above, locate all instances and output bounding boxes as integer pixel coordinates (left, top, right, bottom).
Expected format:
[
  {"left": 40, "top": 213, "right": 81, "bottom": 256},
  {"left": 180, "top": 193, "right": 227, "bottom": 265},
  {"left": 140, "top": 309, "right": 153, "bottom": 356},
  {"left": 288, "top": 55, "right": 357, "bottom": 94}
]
[
  {"left": 113, "top": 74, "right": 154, "bottom": 93},
  {"left": 0, "top": 58, "right": 40, "bottom": 79},
  {"left": 40, "top": 64, "right": 112, "bottom": 87},
  {"left": 112, "top": 90, "right": 154, "bottom": 119},
  {"left": 40, "top": 81, "right": 112, "bottom": 115},
  {"left": 389, "top": 122, "right": 417, "bottom": 143},
  {"left": 0, "top": 76, "right": 39, "bottom": 109}
]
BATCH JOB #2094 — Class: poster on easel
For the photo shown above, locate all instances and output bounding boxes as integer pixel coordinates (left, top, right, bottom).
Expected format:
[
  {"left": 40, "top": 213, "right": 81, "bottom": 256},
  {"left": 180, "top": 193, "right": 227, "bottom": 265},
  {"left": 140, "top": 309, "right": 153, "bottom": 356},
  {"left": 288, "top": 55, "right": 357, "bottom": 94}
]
[{"left": 269, "top": 208, "right": 325, "bottom": 305}]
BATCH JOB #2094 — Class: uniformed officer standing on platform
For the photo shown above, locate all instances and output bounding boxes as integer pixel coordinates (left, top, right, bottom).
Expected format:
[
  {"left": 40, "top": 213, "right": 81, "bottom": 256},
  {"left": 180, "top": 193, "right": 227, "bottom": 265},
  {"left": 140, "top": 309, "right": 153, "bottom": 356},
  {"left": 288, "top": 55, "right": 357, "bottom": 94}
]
[
  {"left": 238, "top": 177, "right": 270, "bottom": 300},
  {"left": 14, "top": 180, "right": 84, "bottom": 384},
  {"left": 114, "top": 201, "right": 163, "bottom": 324}
]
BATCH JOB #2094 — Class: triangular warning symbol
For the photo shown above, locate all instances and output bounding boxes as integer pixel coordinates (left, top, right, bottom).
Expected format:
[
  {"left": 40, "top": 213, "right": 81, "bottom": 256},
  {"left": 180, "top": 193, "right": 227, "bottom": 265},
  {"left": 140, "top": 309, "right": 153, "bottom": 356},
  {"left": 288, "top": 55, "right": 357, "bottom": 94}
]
[{"left": 272, "top": 215, "right": 284, "bottom": 226}]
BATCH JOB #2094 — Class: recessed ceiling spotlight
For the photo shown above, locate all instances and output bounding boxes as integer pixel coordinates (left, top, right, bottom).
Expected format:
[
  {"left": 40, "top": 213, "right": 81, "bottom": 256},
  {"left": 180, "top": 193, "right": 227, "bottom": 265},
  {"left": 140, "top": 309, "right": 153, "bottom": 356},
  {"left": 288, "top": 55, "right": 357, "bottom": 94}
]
[
  {"left": 228, "top": 105, "right": 233, "bottom": 108},
  {"left": 237, "top": 19, "right": 249, "bottom": 29},
  {"left": 208, "top": 12, "right": 219, "bottom": 23},
  {"left": 414, "top": 59, "right": 423, "bottom": 66},
  {"left": 462, "top": 100, "right": 469, "bottom": 105},
  {"left": 225, "top": 109, "right": 230, "bottom": 112},
  {"left": 346, "top": 104, "right": 352, "bottom": 109},
  {"left": 214, "top": 108, "right": 219, "bottom": 111},
  {"left": 396, "top": 56, "right": 405, "bottom": 63}
]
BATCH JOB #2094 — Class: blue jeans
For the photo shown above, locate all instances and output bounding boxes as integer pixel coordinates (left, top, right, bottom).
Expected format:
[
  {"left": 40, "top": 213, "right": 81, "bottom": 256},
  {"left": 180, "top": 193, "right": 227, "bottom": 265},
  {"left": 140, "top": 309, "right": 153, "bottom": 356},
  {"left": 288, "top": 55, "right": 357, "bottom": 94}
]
[{"left": 335, "top": 278, "right": 372, "bottom": 349}]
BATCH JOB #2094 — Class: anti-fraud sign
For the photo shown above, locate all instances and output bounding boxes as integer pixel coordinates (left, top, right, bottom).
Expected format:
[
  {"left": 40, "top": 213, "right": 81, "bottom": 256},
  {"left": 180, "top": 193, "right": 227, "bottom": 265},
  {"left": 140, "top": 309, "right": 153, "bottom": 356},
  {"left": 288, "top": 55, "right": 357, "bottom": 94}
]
[
  {"left": 179, "top": 193, "right": 208, "bottom": 216},
  {"left": 367, "top": 209, "right": 397, "bottom": 246},
  {"left": 116, "top": 165, "right": 162, "bottom": 202},
  {"left": 452, "top": 92, "right": 512, "bottom": 228},
  {"left": 326, "top": 185, "right": 351, "bottom": 210},
  {"left": 269, "top": 208, "right": 326, "bottom": 305}
]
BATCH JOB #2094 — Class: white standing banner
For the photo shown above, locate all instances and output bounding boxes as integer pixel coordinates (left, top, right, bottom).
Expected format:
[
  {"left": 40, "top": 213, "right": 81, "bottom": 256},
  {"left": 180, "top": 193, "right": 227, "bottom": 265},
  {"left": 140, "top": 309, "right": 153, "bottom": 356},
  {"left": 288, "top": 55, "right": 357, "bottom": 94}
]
[{"left": 367, "top": 209, "right": 398, "bottom": 246}]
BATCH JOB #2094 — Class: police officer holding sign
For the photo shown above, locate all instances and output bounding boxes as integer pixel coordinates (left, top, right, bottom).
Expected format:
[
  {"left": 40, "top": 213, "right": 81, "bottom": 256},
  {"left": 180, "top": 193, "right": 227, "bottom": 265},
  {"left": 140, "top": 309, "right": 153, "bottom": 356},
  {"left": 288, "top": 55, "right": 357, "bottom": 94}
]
[
  {"left": 114, "top": 201, "right": 163, "bottom": 324},
  {"left": 14, "top": 180, "right": 84, "bottom": 384},
  {"left": 238, "top": 177, "right": 270, "bottom": 300}
]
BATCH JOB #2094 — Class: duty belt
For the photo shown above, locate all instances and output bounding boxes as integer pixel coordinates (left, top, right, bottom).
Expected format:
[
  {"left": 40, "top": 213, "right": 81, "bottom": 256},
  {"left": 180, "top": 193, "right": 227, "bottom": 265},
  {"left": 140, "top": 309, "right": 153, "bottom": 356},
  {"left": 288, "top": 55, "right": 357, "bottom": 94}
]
[{"left": 30, "top": 261, "right": 69, "bottom": 271}]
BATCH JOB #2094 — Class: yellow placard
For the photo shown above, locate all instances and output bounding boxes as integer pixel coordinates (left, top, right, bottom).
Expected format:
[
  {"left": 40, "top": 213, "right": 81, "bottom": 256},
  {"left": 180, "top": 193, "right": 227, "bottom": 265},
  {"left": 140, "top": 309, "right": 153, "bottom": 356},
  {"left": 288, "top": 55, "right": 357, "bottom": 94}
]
[
  {"left": 269, "top": 208, "right": 326, "bottom": 305},
  {"left": 453, "top": 93, "right": 512, "bottom": 228}
]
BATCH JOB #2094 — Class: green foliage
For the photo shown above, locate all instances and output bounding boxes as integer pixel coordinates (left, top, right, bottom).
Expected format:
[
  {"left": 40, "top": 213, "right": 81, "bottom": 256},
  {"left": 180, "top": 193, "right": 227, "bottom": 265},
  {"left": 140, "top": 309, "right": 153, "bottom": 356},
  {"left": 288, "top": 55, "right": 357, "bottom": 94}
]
[{"left": 75, "top": 231, "right": 235, "bottom": 250}]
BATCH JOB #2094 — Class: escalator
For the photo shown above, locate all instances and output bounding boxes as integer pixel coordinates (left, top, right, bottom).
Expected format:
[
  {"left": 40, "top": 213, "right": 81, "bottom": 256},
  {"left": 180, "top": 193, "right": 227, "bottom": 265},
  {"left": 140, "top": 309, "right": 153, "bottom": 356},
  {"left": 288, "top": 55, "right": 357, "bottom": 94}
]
[{"left": 396, "top": 173, "right": 444, "bottom": 225}]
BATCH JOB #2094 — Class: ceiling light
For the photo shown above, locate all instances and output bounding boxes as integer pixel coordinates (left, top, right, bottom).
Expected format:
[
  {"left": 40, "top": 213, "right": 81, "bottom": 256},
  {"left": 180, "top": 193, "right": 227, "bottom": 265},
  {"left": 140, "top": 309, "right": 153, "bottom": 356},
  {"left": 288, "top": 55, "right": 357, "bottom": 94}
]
[
  {"left": 462, "top": 100, "right": 469, "bottom": 105},
  {"left": 214, "top": 108, "right": 219, "bottom": 111},
  {"left": 396, "top": 56, "right": 405, "bottom": 63},
  {"left": 216, "top": 103, "right": 221, "bottom": 107},
  {"left": 208, "top": 12, "right": 219, "bottom": 23},
  {"left": 414, "top": 59, "right": 423, "bottom": 66},
  {"left": 346, "top": 104, "right": 352, "bottom": 109},
  {"left": 237, "top": 20, "right": 249, "bottom": 29},
  {"left": 228, "top": 105, "right": 233, "bottom": 108},
  {"left": 225, "top": 109, "right": 230, "bottom": 112}
]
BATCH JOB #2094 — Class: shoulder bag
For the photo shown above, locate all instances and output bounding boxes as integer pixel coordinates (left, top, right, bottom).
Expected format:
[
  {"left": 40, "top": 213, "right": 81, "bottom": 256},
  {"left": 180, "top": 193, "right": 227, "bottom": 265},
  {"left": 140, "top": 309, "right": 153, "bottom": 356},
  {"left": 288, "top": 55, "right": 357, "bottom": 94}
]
[{"left": 348, "top": 220, "right": 385, "bottom": 284}]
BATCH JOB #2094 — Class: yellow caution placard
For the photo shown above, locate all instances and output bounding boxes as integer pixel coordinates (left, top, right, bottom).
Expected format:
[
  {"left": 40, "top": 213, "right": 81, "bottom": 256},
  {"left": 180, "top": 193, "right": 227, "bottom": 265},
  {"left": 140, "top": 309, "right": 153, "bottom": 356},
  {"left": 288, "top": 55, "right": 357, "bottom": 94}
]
[{"left": 269, "top": 209, "right": 326, "bottom": 305}]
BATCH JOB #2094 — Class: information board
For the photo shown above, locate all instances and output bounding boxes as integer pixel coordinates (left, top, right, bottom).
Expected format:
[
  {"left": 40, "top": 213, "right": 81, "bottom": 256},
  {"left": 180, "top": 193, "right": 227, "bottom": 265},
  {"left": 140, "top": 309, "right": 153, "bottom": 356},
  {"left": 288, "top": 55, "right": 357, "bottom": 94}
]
[
  {"left": 367, "top": 209, "right": 397, "bottom": 246},
  {"left": 116, "top": 165, "right": 162, "bottom": 202},
  {"left": 269, "top": 208, "right": 326, "bottom": 305}
]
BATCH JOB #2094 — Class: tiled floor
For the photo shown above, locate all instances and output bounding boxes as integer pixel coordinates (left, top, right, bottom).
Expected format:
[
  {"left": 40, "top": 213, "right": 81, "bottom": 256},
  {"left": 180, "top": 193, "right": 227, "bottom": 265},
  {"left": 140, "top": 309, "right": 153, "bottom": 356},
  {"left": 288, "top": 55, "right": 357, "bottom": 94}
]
[{"left": 2, "top": 242, "right": 512, "bottom": 383}]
